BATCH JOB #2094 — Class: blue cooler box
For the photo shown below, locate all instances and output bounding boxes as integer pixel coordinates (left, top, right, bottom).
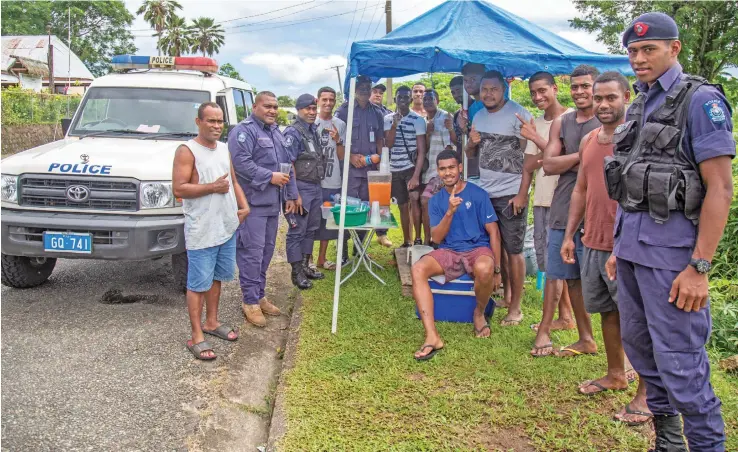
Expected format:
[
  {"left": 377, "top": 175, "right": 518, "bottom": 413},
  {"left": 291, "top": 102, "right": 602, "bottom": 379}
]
[{"left": 415, "top": 274, "right": 496, "bottom": 323}]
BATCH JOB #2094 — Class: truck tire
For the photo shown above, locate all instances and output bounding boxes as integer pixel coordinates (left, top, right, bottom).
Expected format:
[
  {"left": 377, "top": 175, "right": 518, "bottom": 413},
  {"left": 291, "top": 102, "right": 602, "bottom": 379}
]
[
  {"left": 171, "top": 251, "right": 188, "bottom": 294},
  {"left": 1, "top": 254, "right": 57, "bottom": 288}
]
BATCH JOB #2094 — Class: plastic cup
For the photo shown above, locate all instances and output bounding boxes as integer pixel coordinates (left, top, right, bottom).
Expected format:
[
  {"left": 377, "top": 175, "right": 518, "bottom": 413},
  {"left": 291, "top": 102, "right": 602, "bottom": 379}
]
[{"left": 280, "top": 163, "right": 291, "bottom": 175}]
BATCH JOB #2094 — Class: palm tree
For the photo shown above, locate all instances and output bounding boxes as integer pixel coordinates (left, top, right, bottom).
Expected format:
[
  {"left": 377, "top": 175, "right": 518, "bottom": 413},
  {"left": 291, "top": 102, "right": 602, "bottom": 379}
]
[
  {"left": 136, "top": 0, "right": 183, "bottom": 55},
  {"left": 189, "top": 17, "right": 225, "bottom": 57},
  {"left": 156, "top": 15, "right": 193, "bottom": 57}
]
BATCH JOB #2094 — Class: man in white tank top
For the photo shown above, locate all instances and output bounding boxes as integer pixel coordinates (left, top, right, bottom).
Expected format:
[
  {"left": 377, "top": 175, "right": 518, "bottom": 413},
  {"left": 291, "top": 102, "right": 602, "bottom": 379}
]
[{"left": 173, "top": 103, "right": 250, "bottom": 361}]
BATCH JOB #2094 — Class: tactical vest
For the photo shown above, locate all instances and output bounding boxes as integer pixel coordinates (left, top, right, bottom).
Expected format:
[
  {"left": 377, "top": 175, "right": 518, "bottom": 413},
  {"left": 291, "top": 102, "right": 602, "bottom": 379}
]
[
  {"left": 292, "top": 121, "right": 326, "bottom": 184},
  {"left": 603, "top": 74, "right": 720, "bottom": 225}
]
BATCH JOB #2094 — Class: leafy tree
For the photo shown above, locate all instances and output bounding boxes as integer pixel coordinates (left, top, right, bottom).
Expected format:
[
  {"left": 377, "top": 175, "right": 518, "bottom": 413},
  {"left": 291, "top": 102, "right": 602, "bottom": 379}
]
[
  {"left": 1, "top": 1, "right": 137, "bottom": 77},
  {"left": 136, "top": 0, "right": 182, "bottom": 55},
  {"left": 189, "top": 17, "right": 225, "bottom": 57},
  {"left": 155, "top": 15, "right": 192, "bottom": 57},
  {"left": 278, "top": 95, "right": 295, "bottom": 108},
  {"left": 217, "top": 63, "right": 244, "bottom": 81},
  {"left": 570, "top": 1, "right": 738, "bottom": 80}
]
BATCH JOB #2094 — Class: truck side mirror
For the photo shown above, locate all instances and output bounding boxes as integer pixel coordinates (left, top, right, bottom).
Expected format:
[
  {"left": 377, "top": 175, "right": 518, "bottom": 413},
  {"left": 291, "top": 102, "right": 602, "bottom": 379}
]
[{"left": 61, "top": 118, "right": 72, "bottom": 136}]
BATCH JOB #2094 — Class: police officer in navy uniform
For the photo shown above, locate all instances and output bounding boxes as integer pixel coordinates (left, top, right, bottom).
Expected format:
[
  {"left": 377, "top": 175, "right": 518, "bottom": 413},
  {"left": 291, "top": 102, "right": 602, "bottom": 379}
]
[
  {"left": 229, "top": 91, "right": 298, "bottom": 327},
  {"left": 371, "top": 83, "right": 393, "bottom": 116},
  {"left": 605, "top": 13, "right": 734, "bottom": 451},
  {"left": 335, "top": 75, "right": 393, "bottom": 250},
  {"left": 283, "top": 94, "right": 326, "bottom": 289}
]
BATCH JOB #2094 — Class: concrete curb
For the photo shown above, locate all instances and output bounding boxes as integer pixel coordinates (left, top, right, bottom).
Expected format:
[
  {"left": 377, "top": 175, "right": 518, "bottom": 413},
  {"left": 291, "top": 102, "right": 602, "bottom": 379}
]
[{"left": 265, "top": 288, "right": 304, "bottom": 451}]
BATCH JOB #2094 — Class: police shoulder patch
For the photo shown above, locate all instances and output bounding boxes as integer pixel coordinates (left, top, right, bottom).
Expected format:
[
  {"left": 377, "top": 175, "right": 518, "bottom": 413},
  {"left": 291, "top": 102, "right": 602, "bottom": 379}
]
[
  {"left": 284, "top": 135, "right": 294, "bottom": 147},
  {"left": 237, "top": 132, "right": 247, "bottom": 143},
  {"left": 703, "top": 99, "right": 726, "bottom": 124}
]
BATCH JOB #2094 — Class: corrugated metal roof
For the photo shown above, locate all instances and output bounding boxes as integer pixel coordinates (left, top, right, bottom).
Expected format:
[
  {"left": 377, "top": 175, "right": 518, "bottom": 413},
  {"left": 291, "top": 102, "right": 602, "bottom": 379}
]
[{"left": 1, "top": 35, "right": 94, "bottom": 80}]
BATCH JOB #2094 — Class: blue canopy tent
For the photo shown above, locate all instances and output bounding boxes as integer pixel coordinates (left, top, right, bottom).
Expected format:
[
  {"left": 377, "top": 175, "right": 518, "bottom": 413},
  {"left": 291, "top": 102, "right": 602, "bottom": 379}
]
[{"left": 331, "top": 0, "right": 632, "bottom": 333}]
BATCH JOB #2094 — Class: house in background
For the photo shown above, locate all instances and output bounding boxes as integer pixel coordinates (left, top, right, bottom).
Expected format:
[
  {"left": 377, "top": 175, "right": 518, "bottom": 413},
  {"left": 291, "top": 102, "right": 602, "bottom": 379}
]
[
  {"left": 1, "top": 35, "right": 94, "bottom": 94},
  {"left": 2, "top": 55, "right": 49, "bottom": 92}
]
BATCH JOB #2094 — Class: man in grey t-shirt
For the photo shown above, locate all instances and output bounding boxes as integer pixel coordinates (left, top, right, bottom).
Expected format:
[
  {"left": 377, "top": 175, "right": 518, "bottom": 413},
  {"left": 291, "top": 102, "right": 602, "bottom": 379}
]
[
  {"left": 314, "top": 87, "right": 346, "bottom": 269},
  {"left": 466, "top": 70, "right": 532, "bottom": 327}
]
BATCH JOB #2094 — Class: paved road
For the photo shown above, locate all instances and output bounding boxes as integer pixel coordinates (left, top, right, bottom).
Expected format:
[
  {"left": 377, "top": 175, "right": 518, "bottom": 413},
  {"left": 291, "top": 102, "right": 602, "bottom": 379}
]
[{"left": 1, "top": 256, "right": 256, "bottom": 451}]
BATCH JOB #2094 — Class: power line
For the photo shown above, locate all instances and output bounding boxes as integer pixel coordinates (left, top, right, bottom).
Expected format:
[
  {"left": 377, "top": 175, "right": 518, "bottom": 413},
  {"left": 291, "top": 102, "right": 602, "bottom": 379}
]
[
  {"left": 363, "top": 0, "right": 382, "bottom": 40},
  {"left": 342, "top": 2, "right": 359, "bottom": 58},
  {"left": 351, "top": 1, "right": 368, "bottom": 47},
  {"left": 371, "top": 2, "right": 385, "bottom": 37},
  {"left": 223, "top": 1, "right": 328, "bottom": 30}
]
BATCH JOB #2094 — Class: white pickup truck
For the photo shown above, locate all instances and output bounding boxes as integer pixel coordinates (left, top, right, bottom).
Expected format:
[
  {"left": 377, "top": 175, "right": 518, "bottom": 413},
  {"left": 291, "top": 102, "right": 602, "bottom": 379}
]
[{"left": 1, "top": 55, "right": 254, "bottom": 291}]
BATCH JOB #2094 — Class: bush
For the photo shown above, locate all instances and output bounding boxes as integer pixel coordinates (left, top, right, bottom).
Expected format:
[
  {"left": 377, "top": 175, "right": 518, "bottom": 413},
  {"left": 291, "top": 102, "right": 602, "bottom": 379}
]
[{"left": 1, "top": 87, "right": 81, "bottom": 126}]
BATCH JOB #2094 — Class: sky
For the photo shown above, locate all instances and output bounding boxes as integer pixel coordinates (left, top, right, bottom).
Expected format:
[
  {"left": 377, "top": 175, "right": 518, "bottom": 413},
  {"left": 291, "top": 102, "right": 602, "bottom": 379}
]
[{"left": 125, "top": 0, "right": 613, "bottom": 97}]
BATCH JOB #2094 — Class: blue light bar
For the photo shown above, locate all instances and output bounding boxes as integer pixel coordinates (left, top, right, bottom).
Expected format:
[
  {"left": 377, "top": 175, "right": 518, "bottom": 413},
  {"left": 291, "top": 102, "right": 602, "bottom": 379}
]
[{"left": 110, "top": 55, "right": 219, "bottom": 73}]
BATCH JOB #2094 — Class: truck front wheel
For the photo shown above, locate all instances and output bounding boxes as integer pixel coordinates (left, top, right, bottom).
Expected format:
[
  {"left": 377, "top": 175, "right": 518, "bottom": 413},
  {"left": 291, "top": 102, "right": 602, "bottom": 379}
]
[
  {"left": 171, "top": 251, "right": 188, "bottom": 294},
  {"left": 1, "top": 254, "right": 57, "bottom": 288}
]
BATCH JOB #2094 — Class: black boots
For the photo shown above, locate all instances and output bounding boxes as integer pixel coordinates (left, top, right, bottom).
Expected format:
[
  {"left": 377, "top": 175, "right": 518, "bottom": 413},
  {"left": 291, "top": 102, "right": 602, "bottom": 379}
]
[
  {"left": 290, "top": 261, "right": 312, "bottom": 290},
  {"left": 302, "top": 255, "right": 324, "bottom": 280},
  {"left": 648, "top": 415, "right": 687, "bottom": 452}
]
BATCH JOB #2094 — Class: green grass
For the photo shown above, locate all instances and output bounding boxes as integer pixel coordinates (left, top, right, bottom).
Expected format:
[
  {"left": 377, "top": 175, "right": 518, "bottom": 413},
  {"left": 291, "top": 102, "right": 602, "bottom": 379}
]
[{"left": 278, "top": 227, "right": 738, "bottom": 451}]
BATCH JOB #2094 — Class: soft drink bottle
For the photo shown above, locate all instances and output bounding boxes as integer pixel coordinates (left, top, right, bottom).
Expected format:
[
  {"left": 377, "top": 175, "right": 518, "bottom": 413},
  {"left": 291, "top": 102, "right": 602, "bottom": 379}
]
[{"left": 331, "top": 194, "right": 362, "bottom": 206}]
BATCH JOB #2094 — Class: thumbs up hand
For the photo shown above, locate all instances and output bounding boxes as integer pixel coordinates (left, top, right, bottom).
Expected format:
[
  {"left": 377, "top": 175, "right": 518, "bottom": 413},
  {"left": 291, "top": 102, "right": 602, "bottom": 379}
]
[
  {"left": 469, "top": 125, "right": 481, "bottom": 146},
  {"left": 210, "top": 173, "right": 230, "bottom": 194}
]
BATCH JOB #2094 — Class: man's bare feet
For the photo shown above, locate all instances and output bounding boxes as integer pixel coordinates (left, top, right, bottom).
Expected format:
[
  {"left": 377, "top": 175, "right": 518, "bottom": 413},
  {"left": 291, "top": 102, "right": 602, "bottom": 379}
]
[
  {"left": 614, "top": 401, "right": 653, "bottom": 426},
  {"left": 500, "top": 311, "right": 523, "bottom": 326},
  {"left": 473, "top": 309, "right": 490, "bottom": 338},
  {"left": 414, "top": 336, "right": 444, "bottom": 360},
  {"left": 530, "top": 318, "right": 575, "bottom": 332},
  {"left": 558, "top": 339, "right": 597, "bottom": 357},
  {"left": 531, "top": 332, "right": 554, "bottom": 357},
  {"left": 578, "top": 374, "right": 629, "bottom": 395}
]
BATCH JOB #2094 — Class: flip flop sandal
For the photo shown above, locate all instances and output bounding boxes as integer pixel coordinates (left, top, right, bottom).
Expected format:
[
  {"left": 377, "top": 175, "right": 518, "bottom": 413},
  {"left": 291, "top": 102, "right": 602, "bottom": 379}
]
[
  {"left": 559, "top": 347, "right": 597, "bottom": 357},
  {"left": 578, "top": 380, "right": 623, "bottom": 396},
  {"left": 203, "top": 325, "right": 239, "bottom": 342},
  {"left": 413, "top": 238, "right": 423, "bottom": 246},
  {"left": 614, "top": 403, "right": 653, "bottom": 426},
  {"left": 321, "top": 261, "right": 337, "bottom": 270},
  {"left": 473, "top": 323, "right": 491, "bottom": 338},
  {"left": 414, "top": 344, "right": 443, "bottom": 361},
  {"left": 187, "top": 340, "right": 216, "bottom": 360},
  {"left": 530, "top": 342, "right": 555, "bottom": 357},
  {"left": 399, "top": 243, "right": 412, "bottom": 248}
]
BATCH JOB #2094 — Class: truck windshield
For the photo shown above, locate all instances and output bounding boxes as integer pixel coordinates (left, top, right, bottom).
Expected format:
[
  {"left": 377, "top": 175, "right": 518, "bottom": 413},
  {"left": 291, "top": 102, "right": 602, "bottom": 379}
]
[{"left": 69, "top": 87, "right": 211, "bottom": 138}]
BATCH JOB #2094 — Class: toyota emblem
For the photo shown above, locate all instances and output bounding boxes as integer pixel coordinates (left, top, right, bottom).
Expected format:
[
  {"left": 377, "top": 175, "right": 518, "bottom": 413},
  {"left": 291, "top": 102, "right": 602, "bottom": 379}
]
[
  {"left": 80, "top": 154, "right": 90, "bottom": 164},
  {"left": 66, "top": 185, "right": 90, "bottom": 203}
]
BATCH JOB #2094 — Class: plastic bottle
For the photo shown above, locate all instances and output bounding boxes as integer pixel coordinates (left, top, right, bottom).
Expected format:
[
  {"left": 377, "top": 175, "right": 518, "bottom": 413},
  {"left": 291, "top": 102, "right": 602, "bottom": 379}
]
[{"left": 331, "top": 194, "right": 362, "bottom": 206}]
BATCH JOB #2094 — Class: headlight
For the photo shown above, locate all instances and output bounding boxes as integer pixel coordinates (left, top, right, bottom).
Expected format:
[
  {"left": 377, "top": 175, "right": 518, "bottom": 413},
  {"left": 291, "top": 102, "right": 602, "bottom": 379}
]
[
  {"left": 140, "top": 181, "right": 174, "bottom": 209},
  {"left": 1, "top": 174, "right": 18, "bottom": 203}
]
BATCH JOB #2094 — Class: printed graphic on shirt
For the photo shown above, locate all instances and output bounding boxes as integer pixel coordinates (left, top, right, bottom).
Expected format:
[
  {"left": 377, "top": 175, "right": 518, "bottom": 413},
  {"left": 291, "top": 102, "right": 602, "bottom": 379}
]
[{"left": 478, "top": 132, "right": 524, "bottom": 174}]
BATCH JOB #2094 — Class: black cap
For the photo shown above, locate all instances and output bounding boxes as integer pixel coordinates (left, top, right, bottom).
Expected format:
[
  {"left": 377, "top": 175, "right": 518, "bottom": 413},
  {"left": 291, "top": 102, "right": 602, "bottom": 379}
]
[
  {"left": 295, "top": 93, "right": 317, "bottom": 110},
  {"left": 372, "top": 83, "right": 386, "bottom": 92},
  {"left": 622, "top": 12, "right": 679, "bottom": 47},
  {"left": 356, "top": 75, "right": 372, "bottom": 85}
]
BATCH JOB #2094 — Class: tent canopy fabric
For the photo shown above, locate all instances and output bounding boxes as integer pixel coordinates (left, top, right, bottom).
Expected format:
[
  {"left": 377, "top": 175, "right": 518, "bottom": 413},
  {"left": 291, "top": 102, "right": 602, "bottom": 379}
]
[{"left": 345, "top": 0, "right": 632, "bottom": 91}]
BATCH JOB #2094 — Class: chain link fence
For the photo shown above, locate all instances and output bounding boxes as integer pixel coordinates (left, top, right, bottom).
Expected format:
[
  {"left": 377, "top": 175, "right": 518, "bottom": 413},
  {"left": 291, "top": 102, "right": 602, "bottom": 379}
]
[{"left": 1, "top": 88, "right": 82, "bottom": 126}]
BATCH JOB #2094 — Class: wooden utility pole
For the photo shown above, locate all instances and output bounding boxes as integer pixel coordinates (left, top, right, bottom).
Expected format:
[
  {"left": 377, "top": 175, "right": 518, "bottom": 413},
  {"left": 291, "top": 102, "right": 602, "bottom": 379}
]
[
  {"left": 46, "top": 23, "right": 55, "bottom": 93},
  {"left": 329, "top": 65, "right": 344, "bottom": 95},
  {"left": 385, "top": 0, "right": 392, "bottom": 104}
]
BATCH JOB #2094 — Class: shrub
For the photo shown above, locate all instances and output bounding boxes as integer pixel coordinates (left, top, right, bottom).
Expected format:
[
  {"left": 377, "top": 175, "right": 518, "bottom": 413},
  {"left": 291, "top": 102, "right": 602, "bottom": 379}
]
[{"left": 1, "top": 87, "right": 81, "bottom": 126}]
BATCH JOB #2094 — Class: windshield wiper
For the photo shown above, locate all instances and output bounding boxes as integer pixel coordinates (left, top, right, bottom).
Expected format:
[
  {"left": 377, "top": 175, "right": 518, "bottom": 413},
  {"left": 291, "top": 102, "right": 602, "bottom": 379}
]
[
  {"left": 78, "top": 129, "right": 148, "bottom": 140},
  {"left": 141, "top": 132, "right": 199, "bottom": 140}
]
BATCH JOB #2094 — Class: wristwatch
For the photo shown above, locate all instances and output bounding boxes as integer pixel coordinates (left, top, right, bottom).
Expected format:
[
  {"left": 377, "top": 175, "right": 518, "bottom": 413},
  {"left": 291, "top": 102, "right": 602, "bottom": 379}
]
[
  {"left": 689, "top": 258, "right": 711, "bottom": 274},
  {"left": 494, "top": 266, "right": 501, "bottom": 275}
]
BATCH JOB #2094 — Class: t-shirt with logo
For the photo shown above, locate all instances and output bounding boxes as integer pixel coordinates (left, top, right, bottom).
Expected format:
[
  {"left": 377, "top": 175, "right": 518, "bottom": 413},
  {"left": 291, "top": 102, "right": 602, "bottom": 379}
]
[
  {"left": 471, "top": 100, "right": 533, "bottom": 198},
  {"left": 315, "top": 117, "right": 347, "bottom": 190},
  {"left": 383, "top": 111, "right": 426, "bottom": 172},
  {"left": 429, "top": 182, "right": 498, "bottom": 252}
]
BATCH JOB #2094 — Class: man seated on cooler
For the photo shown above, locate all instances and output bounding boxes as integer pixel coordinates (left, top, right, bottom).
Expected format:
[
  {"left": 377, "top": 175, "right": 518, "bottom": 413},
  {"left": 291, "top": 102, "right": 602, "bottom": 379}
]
[{"left": 411, "top": 150, "right": 502, "bottom": 361}]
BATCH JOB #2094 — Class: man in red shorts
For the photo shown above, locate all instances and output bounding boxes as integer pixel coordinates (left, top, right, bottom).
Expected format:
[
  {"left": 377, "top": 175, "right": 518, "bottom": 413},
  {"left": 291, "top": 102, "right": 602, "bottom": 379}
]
[{"left": 411, "top": 150, "right": 502, "bottom": 360}]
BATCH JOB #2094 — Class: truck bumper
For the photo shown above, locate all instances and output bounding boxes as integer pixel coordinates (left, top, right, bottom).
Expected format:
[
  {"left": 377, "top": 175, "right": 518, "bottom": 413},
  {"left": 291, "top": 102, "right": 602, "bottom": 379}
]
[{"left": 1, "top": 209, "right": 185, "bottom": 260}]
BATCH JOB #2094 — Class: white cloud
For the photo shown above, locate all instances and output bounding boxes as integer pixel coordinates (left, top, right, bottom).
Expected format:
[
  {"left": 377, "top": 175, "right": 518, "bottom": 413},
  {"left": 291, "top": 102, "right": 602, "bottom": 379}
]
[{"left": 241, "top": 53, "right": 346, "bottom": 84}]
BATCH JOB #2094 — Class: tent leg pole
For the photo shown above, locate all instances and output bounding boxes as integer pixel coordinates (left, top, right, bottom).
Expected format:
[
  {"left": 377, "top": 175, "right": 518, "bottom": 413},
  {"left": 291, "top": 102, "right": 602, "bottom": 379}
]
[{"left": 332, "top": 77, "right": 357, "bottom": 334}]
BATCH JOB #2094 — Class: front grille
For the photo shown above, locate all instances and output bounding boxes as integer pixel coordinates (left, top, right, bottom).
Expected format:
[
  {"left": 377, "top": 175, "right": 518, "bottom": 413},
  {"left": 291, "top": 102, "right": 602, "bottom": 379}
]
[
  {"left": 7, "top": 227, "right": 129, "bottom": 246},
  {"left": 19, "top": 175, "right": 138, "bottom": 211}
]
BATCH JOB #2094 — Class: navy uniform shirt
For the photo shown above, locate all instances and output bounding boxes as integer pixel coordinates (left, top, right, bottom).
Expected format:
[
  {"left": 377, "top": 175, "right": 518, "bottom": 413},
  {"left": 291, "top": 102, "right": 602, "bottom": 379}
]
[
  {"left": 613, "top": 64, "right": 736, "bottom": 271},
  {"left": 334, "top": 100, "right": 384, "bottom": 178},
  {"left": 228, "top": 114, "right": 298, "bottom": 216},
  {"left": 283, "top": 118, "right": 321, "bottom": 184}
]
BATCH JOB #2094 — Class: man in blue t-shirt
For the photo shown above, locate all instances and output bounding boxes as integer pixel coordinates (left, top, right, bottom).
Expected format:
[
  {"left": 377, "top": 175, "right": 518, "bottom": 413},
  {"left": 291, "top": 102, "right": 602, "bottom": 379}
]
[{"left": 411, "top": 150, "right": 502, "bottom": 361}]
